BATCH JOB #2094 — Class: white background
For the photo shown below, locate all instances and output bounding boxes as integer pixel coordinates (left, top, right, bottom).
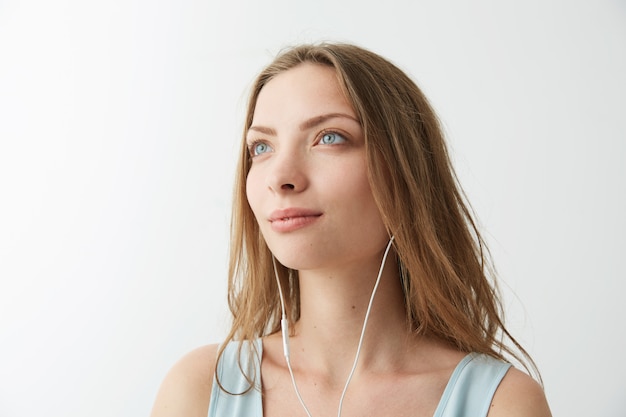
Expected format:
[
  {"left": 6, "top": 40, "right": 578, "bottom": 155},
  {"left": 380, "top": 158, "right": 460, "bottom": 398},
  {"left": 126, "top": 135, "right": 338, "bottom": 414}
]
[{"left": 1, "top": 1, "right": 625, "bottom": 416}]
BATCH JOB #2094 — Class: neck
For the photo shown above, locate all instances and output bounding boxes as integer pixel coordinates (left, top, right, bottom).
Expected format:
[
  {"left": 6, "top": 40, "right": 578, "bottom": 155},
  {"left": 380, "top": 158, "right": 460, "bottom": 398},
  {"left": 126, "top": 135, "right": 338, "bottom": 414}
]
[{"left": 287, "top": 247, "right": 410, "bottom": 380}]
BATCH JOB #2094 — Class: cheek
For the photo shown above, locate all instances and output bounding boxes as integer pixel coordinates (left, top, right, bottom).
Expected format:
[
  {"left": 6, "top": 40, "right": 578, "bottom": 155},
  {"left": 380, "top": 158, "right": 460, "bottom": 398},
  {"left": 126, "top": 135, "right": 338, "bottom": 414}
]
[
  {"left": 347, "top": 168, "right": 384, "bottom": 223},
  {"left": 343, "top": 162, "right": 376, "bottom": 205},
  {"left": 245, "top": 169, "right": 261, "bottom": 215}
]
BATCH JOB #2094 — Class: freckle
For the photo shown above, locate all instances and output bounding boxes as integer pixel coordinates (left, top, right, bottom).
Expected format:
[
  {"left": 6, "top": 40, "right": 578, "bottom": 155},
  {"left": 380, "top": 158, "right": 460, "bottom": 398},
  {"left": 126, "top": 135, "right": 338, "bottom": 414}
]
[{"left": 352, "top": 305, "right": 356, "bottom": 309}]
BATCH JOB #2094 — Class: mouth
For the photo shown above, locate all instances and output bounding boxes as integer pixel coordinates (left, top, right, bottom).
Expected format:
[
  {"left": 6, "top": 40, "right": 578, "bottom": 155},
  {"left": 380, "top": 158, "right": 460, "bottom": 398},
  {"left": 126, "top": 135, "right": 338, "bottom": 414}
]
[
  {"left": 268, "top": 208, "right": 323, "bottom": 232},
  {"left": 269, "top": 208, "right": 322, "bottom": 221}
]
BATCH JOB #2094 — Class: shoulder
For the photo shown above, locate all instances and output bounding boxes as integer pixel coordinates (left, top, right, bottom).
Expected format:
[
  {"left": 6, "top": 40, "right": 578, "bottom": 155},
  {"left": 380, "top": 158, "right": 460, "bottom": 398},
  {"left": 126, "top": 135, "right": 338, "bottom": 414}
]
[
  {"left": 150, "top": 344, "right": 219, "bottom": 417},
  {"left": 487, "top": 367, "right": 552, "bottom": 417}
]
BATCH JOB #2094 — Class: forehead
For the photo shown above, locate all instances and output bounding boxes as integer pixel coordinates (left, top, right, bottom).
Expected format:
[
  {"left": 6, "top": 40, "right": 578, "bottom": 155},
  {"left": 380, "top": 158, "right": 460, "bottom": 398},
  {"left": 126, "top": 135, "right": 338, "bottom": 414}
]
[{"left": 251, "top": 63, "right": 356, "bottom": 125}]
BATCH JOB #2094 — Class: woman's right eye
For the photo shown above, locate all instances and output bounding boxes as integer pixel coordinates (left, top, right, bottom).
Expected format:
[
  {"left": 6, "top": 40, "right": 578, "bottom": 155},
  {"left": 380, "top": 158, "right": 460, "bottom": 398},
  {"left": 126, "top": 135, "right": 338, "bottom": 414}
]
[{"left": 249, "top": 141, "right": 273, "bottom": 157}]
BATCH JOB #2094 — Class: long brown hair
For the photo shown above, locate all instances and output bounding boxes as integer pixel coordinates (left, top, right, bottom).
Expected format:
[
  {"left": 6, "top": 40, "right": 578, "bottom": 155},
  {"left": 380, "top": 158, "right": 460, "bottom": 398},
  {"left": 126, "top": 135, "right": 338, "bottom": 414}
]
[{"left": 217, "top": 42, "right": 538, "bottom": 390}]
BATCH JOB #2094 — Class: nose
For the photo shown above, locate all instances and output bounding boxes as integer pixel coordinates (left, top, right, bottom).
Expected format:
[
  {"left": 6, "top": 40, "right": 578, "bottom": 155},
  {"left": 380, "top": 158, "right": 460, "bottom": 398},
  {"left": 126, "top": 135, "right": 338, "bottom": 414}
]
[{"left": 267, "top": 148, "right": 308, "bottom": 193}]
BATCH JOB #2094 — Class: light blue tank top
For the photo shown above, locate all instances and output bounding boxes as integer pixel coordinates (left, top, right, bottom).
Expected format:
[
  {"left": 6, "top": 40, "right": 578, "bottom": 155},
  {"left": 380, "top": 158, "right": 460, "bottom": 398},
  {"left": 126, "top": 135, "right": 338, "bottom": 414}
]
[{"left": 208, "top": 339, "right": 511, "bottom": 417}]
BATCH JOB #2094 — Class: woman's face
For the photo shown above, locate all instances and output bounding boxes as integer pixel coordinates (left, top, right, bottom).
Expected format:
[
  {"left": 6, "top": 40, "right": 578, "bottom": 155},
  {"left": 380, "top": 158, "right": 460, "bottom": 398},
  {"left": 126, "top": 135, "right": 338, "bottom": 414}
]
[{"left": 245, "top": 63, "right": 389, "bottom": 272}]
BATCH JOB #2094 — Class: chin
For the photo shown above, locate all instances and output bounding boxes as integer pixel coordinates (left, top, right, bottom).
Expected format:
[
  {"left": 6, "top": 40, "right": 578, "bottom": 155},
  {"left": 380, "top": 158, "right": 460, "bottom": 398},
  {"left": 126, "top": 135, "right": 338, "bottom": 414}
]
[{"left": 272, "top": 252, "right": 316, "bottom": 271}]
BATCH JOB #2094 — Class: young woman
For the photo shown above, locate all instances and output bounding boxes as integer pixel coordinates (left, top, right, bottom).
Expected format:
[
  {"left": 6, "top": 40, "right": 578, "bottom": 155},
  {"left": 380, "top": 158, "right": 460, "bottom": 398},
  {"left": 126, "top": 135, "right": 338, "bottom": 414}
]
[{"left": 150, "top": 43, "right": 552, "bottom": 417}]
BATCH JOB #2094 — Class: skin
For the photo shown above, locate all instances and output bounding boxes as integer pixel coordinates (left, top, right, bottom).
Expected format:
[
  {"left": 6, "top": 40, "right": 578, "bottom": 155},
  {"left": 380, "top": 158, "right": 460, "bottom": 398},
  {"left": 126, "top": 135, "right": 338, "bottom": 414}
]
[{"left": 150, "top": 63, "right": 552, "bottom": 417}]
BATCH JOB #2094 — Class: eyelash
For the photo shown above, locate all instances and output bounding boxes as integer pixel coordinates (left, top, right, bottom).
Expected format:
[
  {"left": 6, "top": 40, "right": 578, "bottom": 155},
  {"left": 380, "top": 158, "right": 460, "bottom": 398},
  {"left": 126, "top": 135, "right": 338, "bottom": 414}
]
[
  {"left": 246, "top": 129, "right": 349, "bottom": 158},
  {"left": 317, "top": 129, "right": 348, "bottom": 146},
  {"left": 247, "top": 140, "right": 271, "bottom": 157}
]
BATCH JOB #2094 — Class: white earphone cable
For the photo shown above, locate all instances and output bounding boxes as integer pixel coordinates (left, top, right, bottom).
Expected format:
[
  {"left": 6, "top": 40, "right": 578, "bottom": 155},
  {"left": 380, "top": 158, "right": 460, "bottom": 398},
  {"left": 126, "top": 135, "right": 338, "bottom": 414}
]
[
  {"left": 272, "top": 236, "right": 395, "bottom": 417},
  {"left": 273, "top": 257, "right": 314, "bottom": 417},
  {"left": 336, "top": 236, "right": 394, "bottom": 417}
]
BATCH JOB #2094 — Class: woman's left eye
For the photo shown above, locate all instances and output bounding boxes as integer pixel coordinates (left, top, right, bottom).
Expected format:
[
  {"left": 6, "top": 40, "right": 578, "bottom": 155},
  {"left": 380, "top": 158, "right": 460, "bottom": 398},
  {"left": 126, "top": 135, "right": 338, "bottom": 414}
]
[{"left": 318, "top": 132, "right": 346, "bottom": 145}]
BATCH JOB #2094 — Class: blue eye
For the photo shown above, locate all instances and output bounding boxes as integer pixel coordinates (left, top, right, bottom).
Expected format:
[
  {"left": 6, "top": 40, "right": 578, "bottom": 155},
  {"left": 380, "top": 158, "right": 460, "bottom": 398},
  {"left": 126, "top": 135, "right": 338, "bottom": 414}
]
[
  {"left": 319, "top": 132, "right": 346, "bottom": 145},
  {"left": 251, "top": 141, "right": 272, "bottom": 156}
]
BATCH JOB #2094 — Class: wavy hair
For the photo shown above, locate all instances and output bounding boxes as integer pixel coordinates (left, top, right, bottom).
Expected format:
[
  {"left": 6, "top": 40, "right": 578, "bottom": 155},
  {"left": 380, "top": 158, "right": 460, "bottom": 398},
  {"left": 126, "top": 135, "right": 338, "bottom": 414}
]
[{"left": 216, "top": 42, "right": 538, "bottom": 392}]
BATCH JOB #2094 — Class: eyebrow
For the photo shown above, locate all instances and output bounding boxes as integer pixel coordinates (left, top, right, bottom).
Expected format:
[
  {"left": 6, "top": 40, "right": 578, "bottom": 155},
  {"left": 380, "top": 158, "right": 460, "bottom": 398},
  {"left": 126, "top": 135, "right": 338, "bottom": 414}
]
[{"left": 247, "top": 113, "right": 360, "bottom": 137}]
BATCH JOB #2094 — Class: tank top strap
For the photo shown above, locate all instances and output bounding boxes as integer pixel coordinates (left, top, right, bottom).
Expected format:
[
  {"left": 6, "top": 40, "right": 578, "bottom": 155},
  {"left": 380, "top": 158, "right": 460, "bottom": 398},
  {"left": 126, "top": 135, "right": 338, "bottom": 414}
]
[
  {"left": 208, "top": 339, "right": 263, "bottom": 417},
  {"left": 434, "top": 353, "right": 512, "bottom": 417},
  {"left": 208, "top": 343, "right": 510, "bottom": 417}
]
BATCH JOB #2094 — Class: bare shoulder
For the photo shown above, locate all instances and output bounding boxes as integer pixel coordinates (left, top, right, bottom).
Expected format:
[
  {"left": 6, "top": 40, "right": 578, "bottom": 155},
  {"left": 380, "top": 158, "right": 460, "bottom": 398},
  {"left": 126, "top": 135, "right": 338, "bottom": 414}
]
[
  {"left": 488, "top": 367, "right": 552, "bottom": 417},
  {"left": 150, "top": 344, "right": 219, "bottom": 417}
]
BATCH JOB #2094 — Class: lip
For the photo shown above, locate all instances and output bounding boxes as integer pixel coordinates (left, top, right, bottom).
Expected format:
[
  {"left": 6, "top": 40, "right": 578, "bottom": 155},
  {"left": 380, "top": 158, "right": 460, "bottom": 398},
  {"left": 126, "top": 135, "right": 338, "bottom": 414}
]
[{"left": 268, "top": 208, "right": 323, "bottom": 233}]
